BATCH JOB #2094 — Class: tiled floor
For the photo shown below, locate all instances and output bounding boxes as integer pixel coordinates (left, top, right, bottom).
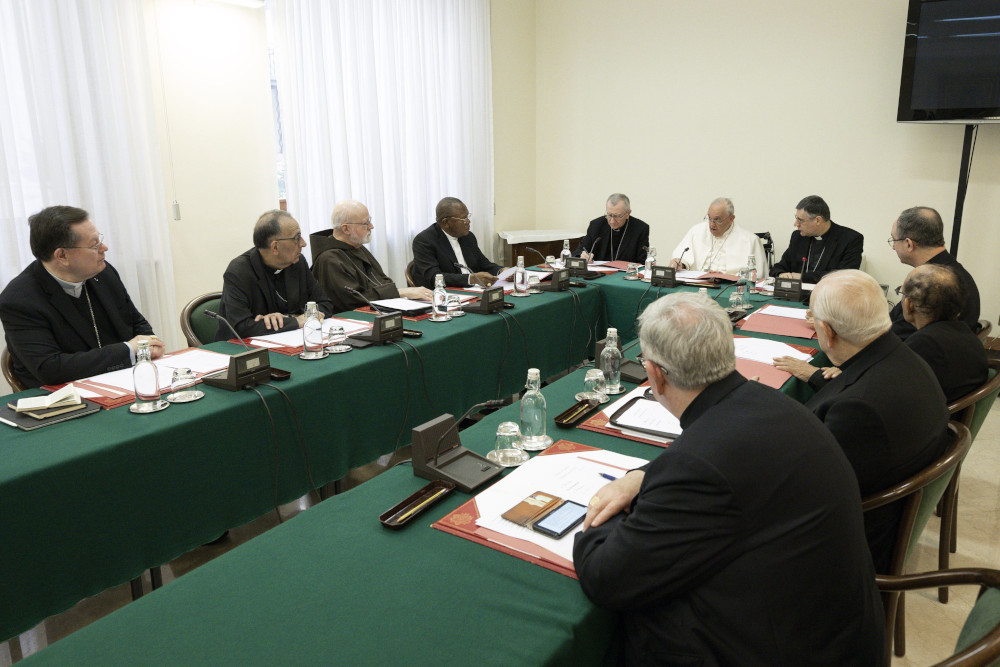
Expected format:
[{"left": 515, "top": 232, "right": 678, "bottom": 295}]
[{"left": 4, "top": 408, "right": 1000, "bottom": 665}]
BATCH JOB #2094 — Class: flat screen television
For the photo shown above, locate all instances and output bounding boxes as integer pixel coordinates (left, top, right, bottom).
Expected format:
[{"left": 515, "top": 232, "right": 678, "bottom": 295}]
[{"left": 898, "top": 0, "right": 1000, "bottom": 122}]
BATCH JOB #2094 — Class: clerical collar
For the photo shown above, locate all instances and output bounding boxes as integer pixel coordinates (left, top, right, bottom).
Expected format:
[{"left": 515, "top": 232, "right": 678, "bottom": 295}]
[{"left": 45, "top": 267, "right": 85, "bottom": 298}]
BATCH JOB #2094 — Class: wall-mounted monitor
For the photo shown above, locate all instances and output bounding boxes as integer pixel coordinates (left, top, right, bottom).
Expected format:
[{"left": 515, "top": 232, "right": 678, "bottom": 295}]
[{"left": 898, "top": 0, "right": 1000, "bottom": 123}]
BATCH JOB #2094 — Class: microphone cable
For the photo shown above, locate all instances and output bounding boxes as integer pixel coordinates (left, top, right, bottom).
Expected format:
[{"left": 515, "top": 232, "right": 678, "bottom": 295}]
[
  {"left": 566, "top": 286, "right": 595, "bottom": 366},
  {"left": 498, "top": 309, "right": 532, "bottom": 370},
  {"left": 258, "top": 382, "right": 318, "bottom": 495},
  {"left": 494, "top": 309, "right": 513, "bottom": 400},
  {"left": 387, "top": 341, "right": 413, "bottom": 461},
  {"left": 628, "top": 281, "right": 655, "bottom": 339},
  {"left": 246, "top": 385, "right": 284, "bottom": 524},
  {"left": 397, "top": 339, "right": 436, "bottom": 413}
]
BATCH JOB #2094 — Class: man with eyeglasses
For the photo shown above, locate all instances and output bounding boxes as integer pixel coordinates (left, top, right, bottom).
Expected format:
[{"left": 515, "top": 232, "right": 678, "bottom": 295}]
[
  {"left": 411, "top": 197, "right": 504, "bottom": 289},
  {"left": 573, "top": 193, "right": 649, "bottom": 264},
  {"left": 668, "top": 197, "right": 767, "bottom": 275},
  {"left": 0, "top": 205, "right": 162, "bottom": 388},
  {"left": 216, "top": 209, "right": 334, "bottom": 341},
  {"left": 887, "top": 205, "right": 980, "bottom": 340},
  {"left": 575, "top": 292, "right": 883, "bottom": 665},
  {"left": 770, "top": 195, "right": 863, "bottom": 283},
  {"left": 311, "top": 200, "right": 432, "bottom": 312}
]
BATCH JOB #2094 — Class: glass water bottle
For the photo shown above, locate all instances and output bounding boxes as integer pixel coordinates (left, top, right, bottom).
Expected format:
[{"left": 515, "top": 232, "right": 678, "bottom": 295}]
[
  {"left": 300, "top": 301, "right": 326, "bottom": 359},
  {"left": 513, "top": 256, "right": 529, "bottom": 297},
  {"left": 601, "top": 327, "right": 624, "bottom": 394},
  {"left": 559, "top": 239, "right": 572, "bottom": 268},
  {"left": 643, "top": 246, "right": 656, "bottom": 282},
  {"left": 431, "top": 273, "right": 451, "bottom": 321},
  {"left": 518, "top": 368, "right": 552, "bottom": 451},
  {"left": 131, "top": 340, "right": 168, "bottom": 413}
]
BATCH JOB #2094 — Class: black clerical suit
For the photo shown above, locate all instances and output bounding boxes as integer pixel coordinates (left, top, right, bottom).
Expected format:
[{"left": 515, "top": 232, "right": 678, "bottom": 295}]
[
  {"left": 574, "top": 372, "right": 884, "bottom": 666},
  {"left": 0, "top": 260, "right": 154, "bottom": 388},
  {"left": 410, "top": 223, "right": 502, "bottom": 289},
  {"left": 770, "top": 221, "right": 864, "bottom": 283},
  {"left": 806, "top": 331, "right": 950, "bottom": 573},
  {"left": 905, "top": 320, "right": 988, "bottom": 403},
  {"left": 572, "top": 216, "right": 650, "bottom": 264},
  {"left": 890, "top": 250, "right": 981, "bottom": 340},
  {"left": 216, "top": 248, "right": 334, "bottom": 341}
]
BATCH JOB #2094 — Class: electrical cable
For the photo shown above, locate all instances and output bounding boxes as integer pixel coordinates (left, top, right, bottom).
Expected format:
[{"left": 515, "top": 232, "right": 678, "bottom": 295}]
[
  {"left": 388, "top": 341, "right": 412, "bottom": 459},
  {"left": 399, "top": 339, "right": 436, "bottom": 413},
  {"left": 258, "top": 382, "right": 318, "bottom": 494},
  {"left": 247, "top": 385, "right": 283, "bottom": 524}
]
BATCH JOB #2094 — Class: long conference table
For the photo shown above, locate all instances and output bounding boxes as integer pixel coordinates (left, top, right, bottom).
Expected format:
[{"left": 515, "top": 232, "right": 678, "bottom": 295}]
[{"left": 1, "top": 271, "right": 819, "bottom": 649}]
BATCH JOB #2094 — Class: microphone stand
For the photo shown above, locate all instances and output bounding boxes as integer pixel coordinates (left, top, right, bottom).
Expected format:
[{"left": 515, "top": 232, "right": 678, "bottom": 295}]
[{"left": 344, "top": 286, "right": 399, "bottom": 315}]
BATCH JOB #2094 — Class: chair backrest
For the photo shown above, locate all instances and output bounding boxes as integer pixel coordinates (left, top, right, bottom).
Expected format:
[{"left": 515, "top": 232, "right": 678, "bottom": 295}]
[
  {"left": 948, "top": 359, "right": 1000, "bottom": 444},
  {"left": 179, "top": 292, "right": 223, "bottom": 347},
  {"left": 754, "top": 231, "right": 774, "bottom": 273},
  {"left": 862, "top": 422, "right": 972, "bottom": 653},
  {"left": 1, "top": 347, "right": 28, "bottom": 393},
  {"left": 978, "top": 319, "right": 993, "bottom": 343},
  {"left": 405, "top": 260, "right": 417, "bottom": 288},
  {"left": 876, "top": 568, "right": 1000, "bottom": 666}
]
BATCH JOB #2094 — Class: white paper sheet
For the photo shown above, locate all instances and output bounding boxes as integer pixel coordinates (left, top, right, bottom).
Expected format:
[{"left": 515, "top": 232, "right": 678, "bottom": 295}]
[
  {"left": 324, "top": 318, "right": 373, "bottom": 336},
  {"left": 474, "top": 448, "right": 649, "bottom": 562},
  {"left": 370, "top": 298, "right": 432, "bottom": 313},
  {"left": 733, "top": 337, "right": 812, "bottom": 364},
  {"left": 84, "top": 366, "right": 170, "bottom": 393},
  {"left": 155, "top": 349, "right": 231, "bottom": 375},
  {"left": 757, "top": 304, "right": 810, "bottom": 320},
  {"left": 249, "top": 328, "right": 307, "bottom": 348}
]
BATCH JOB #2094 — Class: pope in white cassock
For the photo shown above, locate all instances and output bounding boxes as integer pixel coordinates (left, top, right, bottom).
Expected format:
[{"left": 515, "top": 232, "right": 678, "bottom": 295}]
[{"left": 669, "top": 198, "right": 768, "bottom": 277}]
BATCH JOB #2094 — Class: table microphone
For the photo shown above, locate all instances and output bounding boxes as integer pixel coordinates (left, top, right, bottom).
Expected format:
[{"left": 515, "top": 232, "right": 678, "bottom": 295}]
[
  {"left": 343, "top": 286, "right": 399, "bottom": 315},
  {"left": 579, "top": 232, "right": 606, "bottom": 261},
  {"left": 523, "top": 246, "right": 548, "bottom": 266},
  {"left": 676, "top": 246, "right": 690, "bottom": 270},
  {"left": 204, "top": 310, "right": 251, "bottom": 351},
  {"left": 455, "top": 262, "right": 499, "bottom": 288},
  {"left": 433, "top": 399, "right": 507, "bottom": 466}
]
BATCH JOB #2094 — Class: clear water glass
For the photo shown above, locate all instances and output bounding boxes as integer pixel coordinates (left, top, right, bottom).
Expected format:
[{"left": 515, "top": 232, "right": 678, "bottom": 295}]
[
  {"left": 575, "top": 368, "right": 608, "bottom": 403},
  {"left": 487, "top": 421, "right": 529, "bottom": 467}
]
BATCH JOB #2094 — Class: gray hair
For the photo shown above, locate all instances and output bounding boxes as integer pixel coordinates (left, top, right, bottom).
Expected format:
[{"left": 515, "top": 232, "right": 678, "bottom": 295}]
[
  {"left": 711, "top": 197, "right": 734, "bottom": 217},
  {"left": 638, "top": 292, "right": 735, "bottom": 391},
  {"left": 896, "top": 206, "right": 945, "bottom": 248},
  {"left": 331, "top": 200, "right": 367, "bottom": 229},
  {"left": 607, "top": 193, "right": 631, "bottom": 210},
  {"left": 810, "top": 270, "right": 892, "bottom": 345}
]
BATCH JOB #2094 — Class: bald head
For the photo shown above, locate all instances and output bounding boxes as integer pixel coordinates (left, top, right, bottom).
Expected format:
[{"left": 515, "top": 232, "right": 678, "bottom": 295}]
[
  {"left": 902, "top": 264, "right": 963, "bottom": 323},
  {"left": 811, "top": 270, "right": 891, "bottom": 346}
]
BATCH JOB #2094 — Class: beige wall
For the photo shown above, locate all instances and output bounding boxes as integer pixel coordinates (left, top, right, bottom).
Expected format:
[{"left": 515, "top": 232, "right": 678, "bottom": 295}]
[
  {"left": 148, "top": 0, "right": 279, "bottom": 348},
  {"left": 490, "top": 0, "right": 537, "bottom": 236},
  {"left": 527, "top": 0, "right": 997, "bottom": 321}
]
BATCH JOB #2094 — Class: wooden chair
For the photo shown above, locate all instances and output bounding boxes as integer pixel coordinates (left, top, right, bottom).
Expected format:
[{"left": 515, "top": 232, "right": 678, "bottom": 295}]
[
  {"left": 863, "top": 421, "right": 972, "bottom": 660},
  {"left": 179, "top": 291, "right": 222, "bottom": 346},
  {"left": 978, "top": 319, "right": 993, "bottom": 344},
  {"left": 405, "top": 260, "right": 417, "bottom": 288},
  {"left": 937, "top": 359, "right": 1000, "bottom": 603},
  {"left": 1, "top": 347, "right": 28, "bottom": 393},
  {"left": 877, "top": 568, "right": 1000, "bottom": 666}
]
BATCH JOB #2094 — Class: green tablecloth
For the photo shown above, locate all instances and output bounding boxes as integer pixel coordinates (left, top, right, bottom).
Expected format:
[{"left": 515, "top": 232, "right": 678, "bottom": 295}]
[
  {"left": 22, "top": 335, "right": 832, "bottom": 665},
  {"left": 0, "top": 287, "right": 605, "bottom": 643}
]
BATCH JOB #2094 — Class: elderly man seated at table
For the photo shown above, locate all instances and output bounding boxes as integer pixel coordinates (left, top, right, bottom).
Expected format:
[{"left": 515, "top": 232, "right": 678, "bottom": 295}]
[
  {"left": 776, "top": 270, "right": 950, "bottom": 573},
  {"left": 574, "top": 292, "right": 884, "bottom": 666},
  {"left": 216, "top": 209, "right": 334, "bottom": 341},
  {"left": 668, "top": 197, "right": 767, "bottom": 276},
  {"left": 0, "top": 205, "right": 163, "bottom": 388},
  {"left": 897, "top": 264, "right": 987, "bottom": 402},
  {"left": 311, "top": 200, "right": 432, "bottom": 312}
]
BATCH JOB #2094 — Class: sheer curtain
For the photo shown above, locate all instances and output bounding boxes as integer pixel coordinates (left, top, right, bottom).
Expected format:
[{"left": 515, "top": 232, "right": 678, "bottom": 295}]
[
  {"left": 0, "top": 0, "right": 178, "bottom": 344},
  {"left": 270, "top": 0, "right": 495, "bottom": 285}
]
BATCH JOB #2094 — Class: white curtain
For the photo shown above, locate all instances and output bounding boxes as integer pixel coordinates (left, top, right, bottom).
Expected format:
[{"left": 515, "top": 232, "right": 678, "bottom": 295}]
[
  {"left": 0, "top": 0, "right": 178, "bottom": 344},
  {"left": 270, "top": 0, "right": 495, "bottom": 285}
]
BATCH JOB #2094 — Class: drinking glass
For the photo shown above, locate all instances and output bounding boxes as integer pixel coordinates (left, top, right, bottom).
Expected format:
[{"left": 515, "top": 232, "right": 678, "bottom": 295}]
[
  {"left": 487, "top": 421, "right": 529, "bottom": 467},
  {"left": 575, "top": 368, "right": 609, "bottom": 403}
]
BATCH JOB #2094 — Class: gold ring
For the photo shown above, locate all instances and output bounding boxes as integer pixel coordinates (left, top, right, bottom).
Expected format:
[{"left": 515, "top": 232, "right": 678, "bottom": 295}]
[{"left": 589, "top": 496, "right": 600, "bottom": 506}]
